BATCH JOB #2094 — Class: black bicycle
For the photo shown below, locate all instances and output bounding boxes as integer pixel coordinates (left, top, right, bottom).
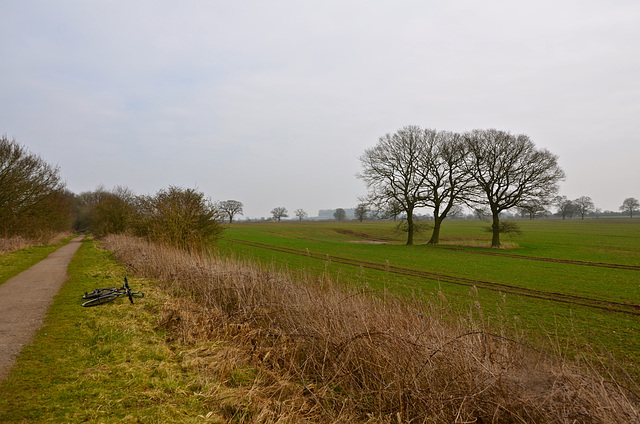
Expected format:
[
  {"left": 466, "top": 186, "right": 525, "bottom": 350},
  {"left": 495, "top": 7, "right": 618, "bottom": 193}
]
[{"left": 82, "top": 277, "right": 144, "bottom": 307}]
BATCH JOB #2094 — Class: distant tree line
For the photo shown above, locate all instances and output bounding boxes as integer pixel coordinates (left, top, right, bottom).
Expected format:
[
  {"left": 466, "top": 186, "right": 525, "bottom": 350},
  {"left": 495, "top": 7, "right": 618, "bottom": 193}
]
[
  {"left": 551, "top": 195, "right": 595, "bottom": 219},
  {"left": 3, "top": 135, "right": 638, "bottom": 250},
  {"left": 550, "top": 196, "right": 640, "bottom": 219}
]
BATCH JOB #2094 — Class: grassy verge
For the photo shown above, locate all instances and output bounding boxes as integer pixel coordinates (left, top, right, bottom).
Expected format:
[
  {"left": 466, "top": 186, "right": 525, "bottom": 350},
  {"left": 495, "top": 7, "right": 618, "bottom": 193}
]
[
  {"left": 0, "top": 235, "right": 75, "bottom": 286},
  {"left": 0, "top": 238, "right": 235, "bottom": 423}
]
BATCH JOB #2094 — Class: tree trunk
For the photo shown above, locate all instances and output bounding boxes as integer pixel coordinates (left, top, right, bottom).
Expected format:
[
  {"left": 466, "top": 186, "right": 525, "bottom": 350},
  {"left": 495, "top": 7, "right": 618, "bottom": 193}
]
[
  {"left": 428, "top": 216, "right": 443, "bottom": 245},
  {"left": 491, "top": 213, "right": 501, "bottom": 248},
  {"left": 406, "top": 207, "right": 414, "bottom": 245}
]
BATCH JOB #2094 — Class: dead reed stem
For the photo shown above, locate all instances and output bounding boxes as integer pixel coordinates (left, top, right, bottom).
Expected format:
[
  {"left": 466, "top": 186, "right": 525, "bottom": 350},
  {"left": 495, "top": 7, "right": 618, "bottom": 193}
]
[{"left": 103, "top": 234, "right": 640, "bottom": 423}]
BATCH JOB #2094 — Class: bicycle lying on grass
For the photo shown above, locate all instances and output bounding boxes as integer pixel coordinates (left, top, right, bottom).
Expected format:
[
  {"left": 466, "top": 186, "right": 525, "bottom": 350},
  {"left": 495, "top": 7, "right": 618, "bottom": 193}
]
[{"left": 81, "top": 277, "right": 144, "bottom": 307}]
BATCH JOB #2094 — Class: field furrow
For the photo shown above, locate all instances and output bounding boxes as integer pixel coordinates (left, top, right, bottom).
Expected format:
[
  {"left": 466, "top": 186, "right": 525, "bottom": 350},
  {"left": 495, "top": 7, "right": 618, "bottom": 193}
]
[{"left": 225, "top": 238, "right": 640, "bottom": 316}]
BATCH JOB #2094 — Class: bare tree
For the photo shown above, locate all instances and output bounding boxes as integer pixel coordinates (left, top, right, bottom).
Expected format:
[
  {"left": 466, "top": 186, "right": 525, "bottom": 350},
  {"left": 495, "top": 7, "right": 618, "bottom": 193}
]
[
  {"left": 0, "top": 136, "right": 69, "bottom": 237},
  {"left": 294, "top": 208, "right": 307, "bottom": 221},
  {"left": 384, "top": 199, "right": 404, "bottom": 221},
  {"left": 271, "top": 207, "right": 288, "bottom": 222},
  {"left": 358, "top": 125, "right": 431, "bottom": 245},
  {"left": 463, "top": 129, "right": 565, "bottom": 247},
  {"left": 620, "top": 197, "right": 639, "bottom": 218},
  {"left": 354, "top": 203, "right": 369, "bottom": 222},
  {"left": 218, "top": 200, "right": 243, "bottom": 224},
  {"left": 474, "top": 207, "right": 491, "bottom": 220},
  {"left": 518, "top": 200, "right": 547, "bottom": 220},
  {"left": 552, "top": 196, "right": 576, "bottom": 219},
  {"left": 418, "top": 130, "right": 475, "bottom": 244},
  {"left": 574, "top": 196, "right": 594, "bottom": 219},
  {"left": 333, "top": 208, "right": 347, "bottom": 221}
]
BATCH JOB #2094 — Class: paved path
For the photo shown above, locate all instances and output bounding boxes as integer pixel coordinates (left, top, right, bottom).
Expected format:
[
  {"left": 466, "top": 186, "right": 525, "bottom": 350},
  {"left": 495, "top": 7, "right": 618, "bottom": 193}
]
[{"left": 0, "top": 235, "right": 84, "bottom": 381}]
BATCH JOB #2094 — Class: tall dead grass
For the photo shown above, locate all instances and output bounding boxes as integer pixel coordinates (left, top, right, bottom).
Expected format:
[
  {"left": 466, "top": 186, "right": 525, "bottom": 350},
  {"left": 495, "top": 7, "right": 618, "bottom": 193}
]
[
  {"left": 103, "top": 234, "right": 640, "bottom": 423},
  {"left": 0, "top": 236, "right": 32, "bottom": 253},
  {"left": 0, "top": 232, "right": 70, "bottom": 253}
]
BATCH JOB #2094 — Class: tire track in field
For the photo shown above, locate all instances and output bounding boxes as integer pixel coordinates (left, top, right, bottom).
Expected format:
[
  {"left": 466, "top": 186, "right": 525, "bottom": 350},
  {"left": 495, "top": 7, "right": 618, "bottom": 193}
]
[
  {"left": 436, "top": 246, "right": 640, "bottom": 271},
  {"left": 224, "top": 238, "right": 640, "bottom": 317}
]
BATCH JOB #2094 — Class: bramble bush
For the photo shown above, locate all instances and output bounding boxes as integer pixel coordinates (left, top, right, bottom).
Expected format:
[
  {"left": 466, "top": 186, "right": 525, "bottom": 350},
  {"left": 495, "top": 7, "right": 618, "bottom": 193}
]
[
  {"left": 136, "top": 186, "right": 224, "bottom": 252},
  {"left": 79, "top": 185, "right": 224, "bottom": 252}
]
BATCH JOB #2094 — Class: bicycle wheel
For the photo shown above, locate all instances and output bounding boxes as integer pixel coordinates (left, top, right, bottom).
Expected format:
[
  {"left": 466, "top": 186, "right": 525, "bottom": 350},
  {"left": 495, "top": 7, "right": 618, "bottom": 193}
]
[
  {"left": 82, "top": 287, "right": 118, "bottom": 299},
  {"left": 82, "top": 293, "right": 120, "bottom": 307}
]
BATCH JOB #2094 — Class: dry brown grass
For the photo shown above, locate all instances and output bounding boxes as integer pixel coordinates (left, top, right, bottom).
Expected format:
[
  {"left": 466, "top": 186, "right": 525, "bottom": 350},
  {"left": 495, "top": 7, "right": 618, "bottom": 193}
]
[
  {"left": 0, "top": 236, "right": 32, "bottom": 253},
  {"left": 0, "top": 232, "right": 70, "bottom": 253},
  {"left": 103, "top": 234, "right": 640, "bottom": 423},
  {"left": 438, "top": 238, "right": 520, "bottom": 249}
]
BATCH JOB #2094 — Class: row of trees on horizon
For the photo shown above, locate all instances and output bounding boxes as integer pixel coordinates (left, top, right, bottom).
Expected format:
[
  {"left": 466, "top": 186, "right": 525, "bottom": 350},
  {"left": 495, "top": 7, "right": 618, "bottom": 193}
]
[
  {"left": 254, "top": 194, "right": 638, "bottom": 224},
  {"left": 2, "top": 134, "right": 639, "bottom": 250}
]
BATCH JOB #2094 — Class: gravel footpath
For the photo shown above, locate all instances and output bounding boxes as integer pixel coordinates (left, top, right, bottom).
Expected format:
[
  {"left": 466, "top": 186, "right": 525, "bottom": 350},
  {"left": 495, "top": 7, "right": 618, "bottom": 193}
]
[{"left": 0, "top": 235, "right": 84, "bottom": 381}]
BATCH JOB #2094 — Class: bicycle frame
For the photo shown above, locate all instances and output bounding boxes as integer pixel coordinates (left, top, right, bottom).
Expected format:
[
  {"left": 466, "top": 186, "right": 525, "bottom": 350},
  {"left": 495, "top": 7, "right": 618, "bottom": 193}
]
[{"left": 81, "top": 277, "right": 144, "bottom": 307}]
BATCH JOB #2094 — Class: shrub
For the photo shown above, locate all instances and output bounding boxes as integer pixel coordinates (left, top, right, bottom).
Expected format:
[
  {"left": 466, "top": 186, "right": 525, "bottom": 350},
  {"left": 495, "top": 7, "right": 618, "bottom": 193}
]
[
  {"left": 137, "top": 186, "right": 223, "bottom": 252},
  {"left": 91, "top": 187, "right": 139, "bottom": 237}
]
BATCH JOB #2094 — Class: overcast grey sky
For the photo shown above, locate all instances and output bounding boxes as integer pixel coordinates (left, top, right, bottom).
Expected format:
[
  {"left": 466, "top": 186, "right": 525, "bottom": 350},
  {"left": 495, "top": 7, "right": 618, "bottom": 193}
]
[{"left": 1, "top": 1, "right": 639, "bottom": 218}]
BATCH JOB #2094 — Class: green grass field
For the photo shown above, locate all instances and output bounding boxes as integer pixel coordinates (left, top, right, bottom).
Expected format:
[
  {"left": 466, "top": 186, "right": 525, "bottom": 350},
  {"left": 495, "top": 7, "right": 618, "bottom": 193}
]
[{"left": 218, "top": 218, "right": 640, "bottom": 379}]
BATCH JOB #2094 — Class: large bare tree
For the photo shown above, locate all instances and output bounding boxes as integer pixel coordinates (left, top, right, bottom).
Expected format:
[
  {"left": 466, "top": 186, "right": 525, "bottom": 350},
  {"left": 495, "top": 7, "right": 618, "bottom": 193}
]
[
  {"left": 418, "top": 130, "right": 474, "bottom": 244},
  {"left": 463, "top": 129, "right": 565, "bottom": 247},
  {"left": 358, "top": 125, "right": 431, "bottom": 245}
]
